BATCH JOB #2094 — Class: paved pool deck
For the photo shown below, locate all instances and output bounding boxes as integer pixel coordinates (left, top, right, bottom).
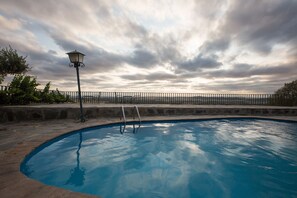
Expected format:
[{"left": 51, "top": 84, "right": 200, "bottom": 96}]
[{"left": 0, "top": 104, "right": 297, "bottom": 197}]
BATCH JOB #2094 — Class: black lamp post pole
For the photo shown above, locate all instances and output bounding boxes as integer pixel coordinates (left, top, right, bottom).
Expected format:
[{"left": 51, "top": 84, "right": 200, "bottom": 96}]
[
  {"left": 75, "top": 63, "right": 85, "bottom": 122},
  {"left": 67, "top": 50, "right": 85, "bottom": 122}
]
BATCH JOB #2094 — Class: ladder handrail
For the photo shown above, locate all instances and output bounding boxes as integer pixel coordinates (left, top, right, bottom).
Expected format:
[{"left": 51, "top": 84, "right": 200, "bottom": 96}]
[
  {"left": 121, "top": 106, "right": 126, "bottom": 125},
  {"left": 134, "top": 105, "right": 141, "bottom": 123}
]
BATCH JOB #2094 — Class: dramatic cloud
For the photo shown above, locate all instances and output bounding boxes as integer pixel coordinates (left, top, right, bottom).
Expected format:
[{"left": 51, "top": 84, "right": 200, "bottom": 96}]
[
  {"left": 121, "top": 72, "right": 177, "bottom": 81},
  {"left": 0, "top": 0, "right": 296, "bottom": 93},
  {"left": 221, "top": 0, "right": 297, "bottom": 54},
  {"left": 177, "top": 54, "right": 222, "bottom": 71},
  {"left": 128, "top": 48, "right": 158, "bottom": 68},
  {"left": 200, "top": 37, "right": 230, "bottom": 54},
  {"left": 205, "top": 63, "right": 297, "bottom": 79}
]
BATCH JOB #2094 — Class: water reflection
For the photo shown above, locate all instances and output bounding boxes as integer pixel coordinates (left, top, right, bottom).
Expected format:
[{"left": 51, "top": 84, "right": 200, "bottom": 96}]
[
  {"left": 65, "top": 132, "right": 85, "bottom": 186},
  {"left": 214, "top": 120, "right": 297, "bottom": 163},
  {"left": 120, "top": 123, "right": 141, "bottom": 134}
]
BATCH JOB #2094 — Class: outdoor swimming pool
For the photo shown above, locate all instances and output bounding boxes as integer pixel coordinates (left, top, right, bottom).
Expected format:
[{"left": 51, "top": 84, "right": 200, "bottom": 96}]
[{"left": 21, "top": 119, "right": 297, "bottom": 197}]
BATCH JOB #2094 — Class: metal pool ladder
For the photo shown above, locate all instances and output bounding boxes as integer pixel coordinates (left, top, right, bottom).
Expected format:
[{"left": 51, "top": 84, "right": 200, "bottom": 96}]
[{"left": 120, "top": 106, "right": 141, "bottom": 133}]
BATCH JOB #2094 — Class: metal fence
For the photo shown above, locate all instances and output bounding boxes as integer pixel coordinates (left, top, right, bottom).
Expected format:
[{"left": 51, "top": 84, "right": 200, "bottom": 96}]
[
  {"left": 60, "top": 90, "right": 294, "bottom": 106},
  {"left": 1, "top": 85, "right": 295, "bottom": 106}
]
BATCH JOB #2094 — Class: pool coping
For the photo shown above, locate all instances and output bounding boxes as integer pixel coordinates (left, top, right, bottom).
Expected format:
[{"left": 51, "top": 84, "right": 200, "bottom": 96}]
[{"left": 1, "top": 115, "right": 297, "bottom": 198}]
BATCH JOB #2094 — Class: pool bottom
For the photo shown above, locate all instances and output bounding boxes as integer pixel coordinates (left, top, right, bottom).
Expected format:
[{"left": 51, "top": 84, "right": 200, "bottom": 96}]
[{"left": 21, "top": 119, "right": 297, "bottom": 198}]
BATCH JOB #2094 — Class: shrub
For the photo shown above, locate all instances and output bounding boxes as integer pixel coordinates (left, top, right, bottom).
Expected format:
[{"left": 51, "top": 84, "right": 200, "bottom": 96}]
[
  {"left": 9, "top": 75, "right": 40, "bottom": 104},
  {"left": 270, "top": 80, "right": 297, "bottom": 106},
  {"left": 0, "top": 75, "right": 71, "bottom": 105},
  {"left": 0, "top": 90, "right": 10, "bottom": 104}
]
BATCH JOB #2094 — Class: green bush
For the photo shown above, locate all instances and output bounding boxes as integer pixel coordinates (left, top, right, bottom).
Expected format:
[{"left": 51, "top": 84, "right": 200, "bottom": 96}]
[
  {"left": 8, "top": 75, "right": 40, "bottom": 104},
  {"left": 0, "top": 75, "right": 71, "bottom": 105},
  {"left": 270, "top": 80, "right": 297, "bottom": 106},
  {"left": 0, "top": 47, "right": 71, "bottom": 105},
  {"left": 0, "top": 90, "right": 10, "bottom": 104},
  {"left": 40, "top": 82, "right": 70, "bottom": 104}
]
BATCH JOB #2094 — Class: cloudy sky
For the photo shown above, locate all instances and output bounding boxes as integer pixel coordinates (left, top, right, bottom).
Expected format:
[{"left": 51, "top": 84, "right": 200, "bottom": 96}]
[{"left": 0, "top": 0, "right": 296, "bottom": 93}]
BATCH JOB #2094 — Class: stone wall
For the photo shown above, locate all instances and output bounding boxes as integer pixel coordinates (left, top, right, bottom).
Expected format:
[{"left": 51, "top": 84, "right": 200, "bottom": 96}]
[{"left": 1, "top": 106, "right": 297, "bottom": 122}]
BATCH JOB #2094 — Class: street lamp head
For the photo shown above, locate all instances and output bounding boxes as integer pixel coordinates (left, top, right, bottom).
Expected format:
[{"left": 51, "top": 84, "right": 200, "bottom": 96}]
[{"left": 66, "top": 50, "right": 85, "bottom": 67}]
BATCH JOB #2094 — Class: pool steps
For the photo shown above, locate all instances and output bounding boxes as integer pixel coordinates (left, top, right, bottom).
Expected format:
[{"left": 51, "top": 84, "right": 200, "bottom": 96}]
[{"left": 120, "top": 106, "right": 141, "bottom": 133}]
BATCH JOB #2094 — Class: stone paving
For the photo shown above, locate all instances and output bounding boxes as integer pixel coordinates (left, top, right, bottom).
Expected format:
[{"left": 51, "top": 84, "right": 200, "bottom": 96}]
[{"left": 0, "top": 106, "right": 297, "bottom": 197}]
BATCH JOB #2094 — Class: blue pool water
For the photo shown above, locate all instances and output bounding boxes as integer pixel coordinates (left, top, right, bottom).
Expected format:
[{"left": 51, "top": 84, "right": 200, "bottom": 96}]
[{"left": 21, "top": 119, "right": 297, "bottom": 198}]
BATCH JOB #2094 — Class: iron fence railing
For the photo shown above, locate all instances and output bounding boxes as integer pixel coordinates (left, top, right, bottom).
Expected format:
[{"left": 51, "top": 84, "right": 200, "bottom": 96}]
[
  {"left": 60, "top": 91, "right": 294, "bottom": 106},
  {"left": 1, "top": 84, "right": 295, "bottom": 106},
  {"left": 0, "top": 85, "right": 9, "bottom": 91}
]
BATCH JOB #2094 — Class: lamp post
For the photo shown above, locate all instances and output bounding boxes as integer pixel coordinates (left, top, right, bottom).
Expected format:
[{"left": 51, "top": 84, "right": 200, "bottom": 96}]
[{"left": 66, "top": 50, "right": 85, "bottom": 122}]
